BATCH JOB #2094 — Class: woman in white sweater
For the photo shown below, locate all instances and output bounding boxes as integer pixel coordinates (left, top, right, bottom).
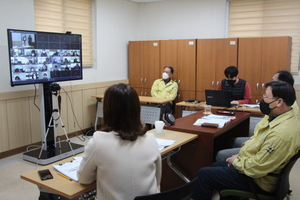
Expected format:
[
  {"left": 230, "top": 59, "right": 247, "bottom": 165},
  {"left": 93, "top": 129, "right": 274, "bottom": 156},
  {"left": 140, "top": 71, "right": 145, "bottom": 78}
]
[{"left": 77, "top": 83, "right": 162, "bottom": 200}]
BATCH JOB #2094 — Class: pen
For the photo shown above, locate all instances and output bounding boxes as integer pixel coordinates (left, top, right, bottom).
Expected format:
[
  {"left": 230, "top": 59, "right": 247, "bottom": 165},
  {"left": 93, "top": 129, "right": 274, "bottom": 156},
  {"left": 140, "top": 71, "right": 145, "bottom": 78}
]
[{"left": 57, "top": 173, "right": 72, "bottom": 181}]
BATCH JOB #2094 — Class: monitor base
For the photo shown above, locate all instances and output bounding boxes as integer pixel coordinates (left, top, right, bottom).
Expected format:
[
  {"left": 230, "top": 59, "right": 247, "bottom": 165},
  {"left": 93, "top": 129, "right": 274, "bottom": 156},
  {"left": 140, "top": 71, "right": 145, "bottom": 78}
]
[{"left": 23, "top": 141, "right": 84, "bottom": 165}]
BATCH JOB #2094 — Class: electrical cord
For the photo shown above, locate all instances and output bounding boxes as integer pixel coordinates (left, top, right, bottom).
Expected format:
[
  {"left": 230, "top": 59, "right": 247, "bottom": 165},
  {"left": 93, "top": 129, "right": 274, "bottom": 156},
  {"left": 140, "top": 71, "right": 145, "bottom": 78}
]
[
  {"left": 33, "top": 84, "right": 40, "bottom": 112},
  {"left": 61, "top": 87, "right": 88, "bottom": 142}
]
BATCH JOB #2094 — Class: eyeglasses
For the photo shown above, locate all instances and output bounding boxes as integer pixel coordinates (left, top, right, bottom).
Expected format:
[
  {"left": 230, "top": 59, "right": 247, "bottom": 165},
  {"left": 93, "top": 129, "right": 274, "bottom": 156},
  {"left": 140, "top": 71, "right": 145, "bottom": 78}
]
[{"left": 262, "top": 94, "right": 278, "bottom": 99}]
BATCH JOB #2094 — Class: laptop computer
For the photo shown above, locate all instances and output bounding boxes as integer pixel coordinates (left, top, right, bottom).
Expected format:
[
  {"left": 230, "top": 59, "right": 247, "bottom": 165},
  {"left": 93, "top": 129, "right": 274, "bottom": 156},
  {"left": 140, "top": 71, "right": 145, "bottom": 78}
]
[{"left": 205, "top": 89, "right": 232, "bottom": 107}]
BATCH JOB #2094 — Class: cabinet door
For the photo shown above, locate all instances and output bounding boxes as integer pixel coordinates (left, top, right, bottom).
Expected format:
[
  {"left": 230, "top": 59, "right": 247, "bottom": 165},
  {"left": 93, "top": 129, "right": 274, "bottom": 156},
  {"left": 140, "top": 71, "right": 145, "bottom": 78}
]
[
  {"left": 177, "top": 90, "right": 196, "bottom": 102},
  {"left": 261, "top": 37, "right": 292, "bottom": 87},
  {"left": 238, "top": 38, "right": 263, "bottom": 97},
  {"left": 129, "top": 41, "right": 144, "bottom": 88},
  {"left": 134, "top": 87, "right": 145, "bottom": 96},
  {"left": 160, "top": 40, "right": 178, "bottom": 81},
  {"left": 143, "top": 41, "right": 160, "bottom": 89},
  {"left": 197, "top": 38, "right": 238, "bottom": 91},
  {"left": 238, "top": 37, "right": 291, "bottom": 103},
  {"left": 177, "top": 39, "right": 196, "bottom": 92},
  {"left": 196, "top": 91, "right": 205, "bottom": 101}
]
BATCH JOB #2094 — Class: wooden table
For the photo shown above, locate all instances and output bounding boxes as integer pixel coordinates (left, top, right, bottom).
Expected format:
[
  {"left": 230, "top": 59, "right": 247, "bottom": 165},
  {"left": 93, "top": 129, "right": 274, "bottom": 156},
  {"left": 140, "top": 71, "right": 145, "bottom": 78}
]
[
  {"left": 176, "top": 101, "right": 263, "bottom": 116},
  {"left": 92, "top": 95, "right": 174, "bottom": 129},
  {"left": 21, "top": 130, "right": 198, "bottom": 199},
  {"left": 92, "top": 94, "right": 173, "bottom": 104},
  {"left": 161, "top": 109, "right": 251, "bottom": 190}
]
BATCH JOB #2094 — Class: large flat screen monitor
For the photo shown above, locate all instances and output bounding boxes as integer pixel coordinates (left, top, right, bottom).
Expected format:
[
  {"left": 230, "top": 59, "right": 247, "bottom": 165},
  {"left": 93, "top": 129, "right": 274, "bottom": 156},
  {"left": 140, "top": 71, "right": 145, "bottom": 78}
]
[{"left": 7, "top": 29, "right": 83, "bottom": 87}]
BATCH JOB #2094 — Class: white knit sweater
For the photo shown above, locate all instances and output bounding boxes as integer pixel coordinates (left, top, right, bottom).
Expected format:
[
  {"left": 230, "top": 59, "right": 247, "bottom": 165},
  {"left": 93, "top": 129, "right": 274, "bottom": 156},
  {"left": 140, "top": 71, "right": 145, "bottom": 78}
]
[{"left": 77, "top": 131, "right": 162, "bottom": 200}]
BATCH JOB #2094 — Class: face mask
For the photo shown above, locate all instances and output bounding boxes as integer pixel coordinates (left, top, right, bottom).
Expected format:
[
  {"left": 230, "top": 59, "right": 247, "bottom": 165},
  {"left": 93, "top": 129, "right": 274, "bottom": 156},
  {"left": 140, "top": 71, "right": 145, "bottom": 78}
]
[
  {"left": 226, "top": 80, "right": 236, "bottom": 86},
  {"left": 259, "top": 99, "right": 278, "bottom": 115},
  {"left": 162, "top": 72, "right": 169, "bottom": 80}
]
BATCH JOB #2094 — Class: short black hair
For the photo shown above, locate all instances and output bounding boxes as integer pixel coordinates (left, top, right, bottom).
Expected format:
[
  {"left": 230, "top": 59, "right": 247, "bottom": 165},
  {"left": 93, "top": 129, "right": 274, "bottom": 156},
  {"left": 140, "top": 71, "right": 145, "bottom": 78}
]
[
  {"left": 164, "top": 66, "right": 174, "bottom": 74},
  {"left": 265, "top": 81, "right": 296, "bottom": 106},
  {"left": 277, "top": 70, "right": 294, "bottom": 86},
  {"left": 224, "top": 66, "right": 238, "bottom": 78}
]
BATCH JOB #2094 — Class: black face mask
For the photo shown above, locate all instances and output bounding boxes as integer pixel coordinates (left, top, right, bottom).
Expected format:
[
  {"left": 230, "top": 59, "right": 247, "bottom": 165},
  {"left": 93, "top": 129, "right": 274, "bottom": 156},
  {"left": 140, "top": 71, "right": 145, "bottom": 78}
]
[
  {"left": 226, "top": 80, "right": 236, "bottom": 86},
  {"left": 259, "top": 99, "right": 278, "bottom": 115}
]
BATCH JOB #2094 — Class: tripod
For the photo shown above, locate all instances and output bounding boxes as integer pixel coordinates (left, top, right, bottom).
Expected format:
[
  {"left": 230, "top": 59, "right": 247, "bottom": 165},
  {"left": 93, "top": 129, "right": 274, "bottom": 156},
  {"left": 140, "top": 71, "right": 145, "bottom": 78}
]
[{"left": 37, "top": 108, "right": 74, "bottom": 163}]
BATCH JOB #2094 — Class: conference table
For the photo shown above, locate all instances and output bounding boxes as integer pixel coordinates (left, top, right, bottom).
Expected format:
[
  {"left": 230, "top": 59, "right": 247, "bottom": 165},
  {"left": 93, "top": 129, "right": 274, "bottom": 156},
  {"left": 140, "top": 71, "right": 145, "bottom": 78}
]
[
  {"left": 20, "top": 130, "right": 198, "bottom": 200},
  {"left": 92, "top": 94, "right": 173, "bottom": 104},
  {"left": 92, "top": 95, "right": 174, "bottom": 130},
  {"left": 176, "top": 101, "right": 263, "bottom": 116},
  {"left": 162, "top": 109, "right": 251, "bottom": 190}
]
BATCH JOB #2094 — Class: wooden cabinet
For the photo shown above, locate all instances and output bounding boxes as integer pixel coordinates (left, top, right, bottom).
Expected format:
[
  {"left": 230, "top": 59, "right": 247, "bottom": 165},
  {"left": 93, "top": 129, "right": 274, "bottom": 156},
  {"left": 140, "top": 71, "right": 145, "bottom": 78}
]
[
  {"left": 196, "top": 38, "right": 238, "bottom": 100},
  {"left": 129, "top": 37, "right": 291, "bottom": 104},
  {"left": 237, "top": 37, "right": 292, "bottom": 103},
  {"left": 129, "top": 40, "right": 160, "bottom": 96},
  {"left": 160, "top": 39, "right": 196, "bottom": 102}
]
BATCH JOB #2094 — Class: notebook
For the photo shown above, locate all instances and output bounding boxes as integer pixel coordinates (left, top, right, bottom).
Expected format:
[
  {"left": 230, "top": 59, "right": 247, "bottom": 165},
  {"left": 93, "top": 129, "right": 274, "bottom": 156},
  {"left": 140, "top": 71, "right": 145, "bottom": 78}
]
[{"left": 205, "top": 89, "right": 232, "bottom": 107}]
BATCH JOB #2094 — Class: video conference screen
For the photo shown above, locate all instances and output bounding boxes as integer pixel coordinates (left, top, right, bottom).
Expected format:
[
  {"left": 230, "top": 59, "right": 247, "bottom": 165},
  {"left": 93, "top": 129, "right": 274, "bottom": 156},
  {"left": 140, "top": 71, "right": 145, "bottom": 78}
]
[{"left": 7, "top": 29, "right": 83, "bottom": 86}]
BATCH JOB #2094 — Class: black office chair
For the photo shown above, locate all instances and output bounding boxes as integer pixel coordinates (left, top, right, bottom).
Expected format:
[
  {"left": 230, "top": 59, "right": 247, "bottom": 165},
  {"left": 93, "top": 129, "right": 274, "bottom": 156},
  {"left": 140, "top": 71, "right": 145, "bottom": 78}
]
[
  {"left": 134, "top": 177, "right": 198, "bottom": 200},
  {"left": 220, "top": 150, "right": 300, "bottom": 200}
]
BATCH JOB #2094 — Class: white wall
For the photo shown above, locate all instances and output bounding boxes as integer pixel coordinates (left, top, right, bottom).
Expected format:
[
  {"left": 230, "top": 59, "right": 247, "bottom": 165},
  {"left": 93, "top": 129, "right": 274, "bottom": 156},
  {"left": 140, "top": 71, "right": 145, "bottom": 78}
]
[
  {"left": 136, "top": 0, "right": 228, "bottom": 40},
  {"left": 0, "top": 0, "right": 228, "bottom": 93},
  {"left": 0, "top": 0, "right": 35, "bottom": 92}
]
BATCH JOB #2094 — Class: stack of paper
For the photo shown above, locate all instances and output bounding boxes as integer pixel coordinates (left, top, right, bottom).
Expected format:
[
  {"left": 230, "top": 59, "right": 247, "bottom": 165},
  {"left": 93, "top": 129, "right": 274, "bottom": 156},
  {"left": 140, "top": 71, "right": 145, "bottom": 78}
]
[
  {"left": 155, "top": 138, "right": 175, "bottom": 150},
  {"left": 193, "top": 114, "right": 235, "bottom": 128},
  {"left": 52, "top": 156, "right": 82, "bottom": 181},
  {"left": 244, "top": 104, "right": 260, "bottom": 108}
]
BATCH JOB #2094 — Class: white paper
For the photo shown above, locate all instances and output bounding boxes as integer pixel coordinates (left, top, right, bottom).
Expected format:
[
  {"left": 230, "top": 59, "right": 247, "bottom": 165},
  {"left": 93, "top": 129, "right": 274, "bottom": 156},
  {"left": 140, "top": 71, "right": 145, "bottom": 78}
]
[
  {"left": 52, "top": 156, "right": 82, "bottom": 181},
  {"left": 193, "top": 114, "right": 233, "bottom": 128},
  {"left": 155, "top": 138, "right": 175, "bottom": 150},
  {"left": 244, "top": 104, "right": 260, "bottom": 108}
]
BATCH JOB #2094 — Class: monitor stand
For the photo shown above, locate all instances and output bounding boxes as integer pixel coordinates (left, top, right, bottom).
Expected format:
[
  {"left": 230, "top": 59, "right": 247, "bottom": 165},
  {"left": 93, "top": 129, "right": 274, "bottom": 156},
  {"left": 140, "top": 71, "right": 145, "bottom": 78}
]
[
  {"left": 23, "top": 141, "right": 84, "bottom": 165},
  {"left": 22, "top": 83, "right": 84, "bottom": 165}
]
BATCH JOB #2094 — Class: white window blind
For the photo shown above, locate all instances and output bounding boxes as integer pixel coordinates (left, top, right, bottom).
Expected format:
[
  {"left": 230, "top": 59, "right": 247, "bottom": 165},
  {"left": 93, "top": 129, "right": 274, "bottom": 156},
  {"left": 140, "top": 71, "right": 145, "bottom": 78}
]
[
  {"left": 34, "top": 0, "right": 93, "bottom": 67},
  {"left": 228, "top": 0, "right": 300, "bottom": 74}
]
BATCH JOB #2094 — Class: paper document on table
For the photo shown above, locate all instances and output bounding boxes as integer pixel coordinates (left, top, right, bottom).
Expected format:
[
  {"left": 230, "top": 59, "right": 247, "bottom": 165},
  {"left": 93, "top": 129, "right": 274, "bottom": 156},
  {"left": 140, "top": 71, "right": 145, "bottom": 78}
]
[
  {"left": 193, "top": 114, "right": 232, "bottom": 128},
  {"left": 155, "top": 138, "right": 175, "bottom": 151},
  {"left": 203, "top": 114, "right": 236, "bottom": 120},
  {"left": 52, "top": 156, "right": 82, "bottom": 181},
  {"left": 244, "top": 104, "right": 259, "bottom": 108}
]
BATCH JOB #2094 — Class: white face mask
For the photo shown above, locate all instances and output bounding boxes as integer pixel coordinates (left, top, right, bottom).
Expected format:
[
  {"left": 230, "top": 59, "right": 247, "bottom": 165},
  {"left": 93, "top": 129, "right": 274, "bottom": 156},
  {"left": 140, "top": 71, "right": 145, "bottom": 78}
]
[{"left": 162, "top": 72, "right": 169, "bottom": 79}]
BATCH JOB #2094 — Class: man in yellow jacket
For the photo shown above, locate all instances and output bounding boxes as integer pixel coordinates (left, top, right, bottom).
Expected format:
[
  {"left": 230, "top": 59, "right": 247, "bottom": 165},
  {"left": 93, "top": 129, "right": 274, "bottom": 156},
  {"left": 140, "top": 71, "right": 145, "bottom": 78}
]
[
  {"left": 215, "top": 70, "right": 300, "bottom": 162},
  {"left": 151, "top": 66, "right": 178, "bottom": 113},
  {"left": 191, "top": 81, "right": 300, "bottom": 200}
]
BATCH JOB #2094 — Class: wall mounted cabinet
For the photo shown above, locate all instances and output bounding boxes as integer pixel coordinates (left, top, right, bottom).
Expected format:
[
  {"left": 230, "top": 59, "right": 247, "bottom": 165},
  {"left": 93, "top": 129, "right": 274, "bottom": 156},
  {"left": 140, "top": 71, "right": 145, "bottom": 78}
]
[
  {"left": 129, "top": 37, "right": 291, "bottom": 104},
  {"left": 129, "top": 40, "right": 160, "bottom": 96},
  {"left": 237, "top": 37, "right": 291, "bottom": 103},
  {"left": 160, "top": 39, "right": 196, "bottom": 102},
  {"left": 196, "top": 38, "right": 238, "bottom": 101}
]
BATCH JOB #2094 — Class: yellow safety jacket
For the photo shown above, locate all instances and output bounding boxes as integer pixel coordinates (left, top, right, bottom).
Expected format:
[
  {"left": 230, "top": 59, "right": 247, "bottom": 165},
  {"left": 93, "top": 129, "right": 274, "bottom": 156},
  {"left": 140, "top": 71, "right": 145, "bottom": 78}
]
[
  {"left": 151, "top": 79, "right": 178, "bottom": 100},
  {"left": 233, "top": 109, "right": 300, "bottom": 192}
]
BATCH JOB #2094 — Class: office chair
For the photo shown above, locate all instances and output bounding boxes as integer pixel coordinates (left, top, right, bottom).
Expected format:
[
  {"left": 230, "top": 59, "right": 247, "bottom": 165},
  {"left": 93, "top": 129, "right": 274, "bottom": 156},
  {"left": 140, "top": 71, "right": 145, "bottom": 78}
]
[
  {"left": 134, "top": 177, "right": 198, "bottom": 200},
  {"left": 220, "top": 150, "right": 300, "bottom": 200}
]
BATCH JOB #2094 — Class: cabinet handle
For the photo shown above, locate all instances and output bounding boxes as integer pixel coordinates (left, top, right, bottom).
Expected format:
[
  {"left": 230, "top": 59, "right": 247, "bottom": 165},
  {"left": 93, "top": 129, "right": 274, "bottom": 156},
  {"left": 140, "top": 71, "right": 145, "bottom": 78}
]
[
  {"left": 212, "top": 81, "right": 214, "bottom": 88},
  {"left": 140, "top": 92, "right": 143, "bottom": 96},
  {"left": 178, "top": 80, "right": 181, "bottom": 87},
  {"left": 178, "top": 94, "right": 181, "bottom": 101},
  {"left": 261, "top": 83, "right": 264, "bottom": 90},
  {"left": 217, "top": 81, "right": 219, "bottom": 87},
  {"left": 256, "top": 83, "right": 259, "bottom": 90},
  {"left": 144, "top": 91, "right": 147, "bottom": 96},
  {"left": 144, "top": 78, "right": 147, "bottom": 84},
  {"left": 140, "top": 78, "right": 143, "bottom": 84}
]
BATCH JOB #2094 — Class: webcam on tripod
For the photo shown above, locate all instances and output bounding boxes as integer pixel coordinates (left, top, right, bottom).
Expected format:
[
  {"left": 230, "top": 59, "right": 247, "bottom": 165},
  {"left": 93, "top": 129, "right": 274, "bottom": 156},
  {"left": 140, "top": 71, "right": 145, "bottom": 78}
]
[
  {"left": 50, "top": 82, "right": 61, "bottom": 92},
  {"left": 49, "top": 82, "right": 61, "bottom": 96}
]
